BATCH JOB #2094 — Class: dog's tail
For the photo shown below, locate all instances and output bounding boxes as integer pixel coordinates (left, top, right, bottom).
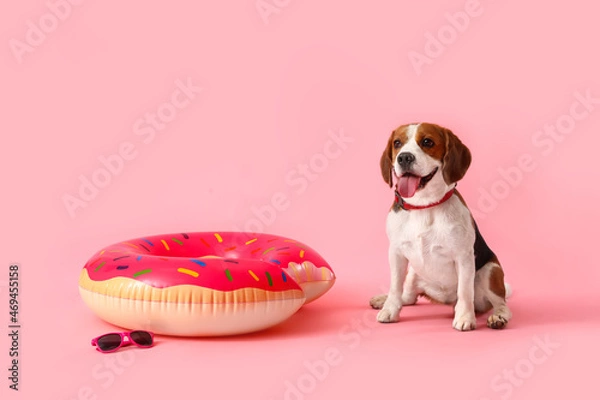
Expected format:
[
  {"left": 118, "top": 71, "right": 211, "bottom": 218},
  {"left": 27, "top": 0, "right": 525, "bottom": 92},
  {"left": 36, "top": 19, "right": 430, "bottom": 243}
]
[{"left": 504, "top": 282, "right": 513, "bottom": 299}]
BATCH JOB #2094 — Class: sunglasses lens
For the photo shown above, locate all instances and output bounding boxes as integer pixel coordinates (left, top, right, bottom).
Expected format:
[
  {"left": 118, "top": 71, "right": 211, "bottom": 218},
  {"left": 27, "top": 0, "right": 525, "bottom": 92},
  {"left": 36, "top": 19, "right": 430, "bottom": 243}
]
[
  {"left": 96, "top": 334, "right": 122, "bottom": 351},
  {"left": 130, "top": 331, "right": 153, "bottom": 346}
]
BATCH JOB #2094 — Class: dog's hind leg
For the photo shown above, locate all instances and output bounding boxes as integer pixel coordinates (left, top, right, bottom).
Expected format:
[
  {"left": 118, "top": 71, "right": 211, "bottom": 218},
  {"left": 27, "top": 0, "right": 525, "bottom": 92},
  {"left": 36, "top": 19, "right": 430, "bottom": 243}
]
[
  {"left": 475, "top": 262, "right": 512, "bottom": 329},
  {"left": 369, "top": 294, "right": 387, "bottom": 309}
]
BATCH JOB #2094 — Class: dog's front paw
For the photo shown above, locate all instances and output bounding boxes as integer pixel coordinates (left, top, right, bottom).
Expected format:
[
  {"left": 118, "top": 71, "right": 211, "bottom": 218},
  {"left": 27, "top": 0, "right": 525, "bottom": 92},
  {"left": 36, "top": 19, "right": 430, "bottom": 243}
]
[
  {"left": 377, "top": 306, "right": 401, "bottom": 323},
  {"left": 369, "top": 294, "right": 388, "bottom": 309},
  {"left": 452, "top": 314, "right": 476, "bottom": 331}
]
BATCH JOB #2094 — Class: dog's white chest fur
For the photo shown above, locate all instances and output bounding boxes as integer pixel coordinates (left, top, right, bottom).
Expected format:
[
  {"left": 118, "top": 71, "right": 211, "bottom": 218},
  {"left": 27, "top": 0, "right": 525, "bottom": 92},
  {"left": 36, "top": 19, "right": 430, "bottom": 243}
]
[{"left": 386, "top": 197, "right": 473, "bottom": 290}]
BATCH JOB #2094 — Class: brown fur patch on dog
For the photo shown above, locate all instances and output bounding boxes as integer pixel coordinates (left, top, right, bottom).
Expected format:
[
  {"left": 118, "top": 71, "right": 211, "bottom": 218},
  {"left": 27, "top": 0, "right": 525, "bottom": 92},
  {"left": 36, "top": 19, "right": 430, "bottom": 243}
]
[
  {"left": 415, "top": 124, "right": 445, "bottom": 161},
  {"left": 380, "top": 126, "right": 410, "bottom": 187},
  {"left": 440, "top": 126, "right": 472, "bottom": 184},
  {"left": 489, "top": 265, "right": 506, "bottom": 298}
]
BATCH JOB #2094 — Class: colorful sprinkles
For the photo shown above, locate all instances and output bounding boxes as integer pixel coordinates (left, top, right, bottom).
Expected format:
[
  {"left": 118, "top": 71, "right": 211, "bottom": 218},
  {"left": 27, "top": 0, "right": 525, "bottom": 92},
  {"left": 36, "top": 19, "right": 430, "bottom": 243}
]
[
  {"left": 177, "top": 268, "right": 199, "bottom": 278},
  {"left": 161, "top": 239, "right": 170, "bottom": 251},
  {"left": 133, "top": 269, "right": 151, "bottom": 278},
  {"left": 265, "top": 271, "right": 273, "bottom": 286},
  {"left": 248, "top": 270, "right": 259, "bottom": 281},
  {"left": 172, "top": 238, "right": 183, "bottom": 246},
  {"left": 94, "top": 261, "right": 106, "bottom": 272}
]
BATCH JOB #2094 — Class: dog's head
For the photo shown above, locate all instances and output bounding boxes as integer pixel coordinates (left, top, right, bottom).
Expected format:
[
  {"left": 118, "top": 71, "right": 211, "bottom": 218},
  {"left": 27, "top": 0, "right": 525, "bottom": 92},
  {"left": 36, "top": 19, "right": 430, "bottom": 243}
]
[{"left": 380, "top": 122, "right": 471, "bottom": 204}]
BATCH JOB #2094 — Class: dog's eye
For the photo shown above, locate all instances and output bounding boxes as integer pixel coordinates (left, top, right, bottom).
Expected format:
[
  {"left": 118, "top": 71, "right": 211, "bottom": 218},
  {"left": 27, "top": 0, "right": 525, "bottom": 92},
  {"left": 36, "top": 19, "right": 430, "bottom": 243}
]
[
  {"left": 393, "top": 140, "right": 402, "bottom": 149},
  {"left": 421, "top": 138, "right": 434, "bottom": 148}
]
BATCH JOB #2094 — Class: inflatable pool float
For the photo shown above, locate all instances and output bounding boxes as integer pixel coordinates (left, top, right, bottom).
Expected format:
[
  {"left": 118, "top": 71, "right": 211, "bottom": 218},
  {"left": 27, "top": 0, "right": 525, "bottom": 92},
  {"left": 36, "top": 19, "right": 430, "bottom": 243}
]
[{"left": 79, "top": 232, "right": 335, "bottom": 336}]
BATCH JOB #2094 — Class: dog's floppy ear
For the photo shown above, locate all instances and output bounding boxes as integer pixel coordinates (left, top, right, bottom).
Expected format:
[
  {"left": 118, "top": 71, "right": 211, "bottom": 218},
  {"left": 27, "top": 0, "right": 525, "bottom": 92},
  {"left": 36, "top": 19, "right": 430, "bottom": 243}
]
[
  {"left": 380, "top": 132, "right": 394, "bottom": 187},
  {"left": 441, "top": 127, "right": 472, "bottom": 184}
]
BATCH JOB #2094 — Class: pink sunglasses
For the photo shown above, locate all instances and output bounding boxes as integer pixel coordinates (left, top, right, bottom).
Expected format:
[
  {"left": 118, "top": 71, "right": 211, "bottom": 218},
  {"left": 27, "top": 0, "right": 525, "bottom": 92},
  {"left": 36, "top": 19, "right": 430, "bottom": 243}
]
[{"left": 91, "top": 330, "right": 154, "bottom": 353}]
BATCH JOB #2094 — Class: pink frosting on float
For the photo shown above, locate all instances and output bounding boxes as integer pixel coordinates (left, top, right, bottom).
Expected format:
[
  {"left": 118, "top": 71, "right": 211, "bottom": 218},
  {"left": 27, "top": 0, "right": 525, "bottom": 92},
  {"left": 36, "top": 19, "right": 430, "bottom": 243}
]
[{"left": 83, "top": 232, "right": 334, "bottom": 292}]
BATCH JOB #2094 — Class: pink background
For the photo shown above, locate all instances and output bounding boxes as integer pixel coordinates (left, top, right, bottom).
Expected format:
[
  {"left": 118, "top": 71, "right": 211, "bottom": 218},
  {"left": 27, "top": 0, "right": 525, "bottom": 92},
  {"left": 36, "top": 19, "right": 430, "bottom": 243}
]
[{"left": 1, "top": 0, "right": 599, "bottom": 399}]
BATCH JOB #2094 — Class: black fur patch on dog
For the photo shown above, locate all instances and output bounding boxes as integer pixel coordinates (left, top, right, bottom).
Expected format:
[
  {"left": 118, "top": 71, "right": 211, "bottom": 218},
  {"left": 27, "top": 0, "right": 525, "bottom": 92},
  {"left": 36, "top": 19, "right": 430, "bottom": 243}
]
[{"left": 473, "top": 220, "right": 496, "bottom": 270}]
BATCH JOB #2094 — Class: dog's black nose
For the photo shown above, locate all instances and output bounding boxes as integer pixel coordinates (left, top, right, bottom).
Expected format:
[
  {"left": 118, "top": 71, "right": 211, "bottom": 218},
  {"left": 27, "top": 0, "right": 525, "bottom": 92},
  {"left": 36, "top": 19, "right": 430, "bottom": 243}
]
[{"left": 397, "top": 152, "right": 415, "bottom": 169}]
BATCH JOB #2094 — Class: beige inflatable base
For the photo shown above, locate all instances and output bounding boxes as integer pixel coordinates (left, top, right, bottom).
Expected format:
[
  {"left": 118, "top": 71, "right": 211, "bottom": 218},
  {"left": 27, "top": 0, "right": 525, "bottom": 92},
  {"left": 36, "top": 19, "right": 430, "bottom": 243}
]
[
  {"left": 300, "top": 280, "right": 336, "bottom": 304},
  {"left": 79, "top": 270, "right": 306, "bottom": 337}
]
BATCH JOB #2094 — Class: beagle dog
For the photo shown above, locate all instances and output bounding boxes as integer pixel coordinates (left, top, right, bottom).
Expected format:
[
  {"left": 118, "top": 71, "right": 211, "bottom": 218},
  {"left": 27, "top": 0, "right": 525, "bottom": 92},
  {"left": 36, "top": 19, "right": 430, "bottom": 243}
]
[{"left": 369, "top": 122, "right": 512, "bottom": 331}]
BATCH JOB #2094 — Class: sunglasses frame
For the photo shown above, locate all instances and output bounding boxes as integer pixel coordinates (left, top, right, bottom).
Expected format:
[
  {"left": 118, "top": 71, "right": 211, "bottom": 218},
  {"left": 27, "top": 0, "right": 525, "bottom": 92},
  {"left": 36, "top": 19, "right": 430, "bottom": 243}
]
[{"left": 91, "top": 330, "right": 154, "bottom": 353}]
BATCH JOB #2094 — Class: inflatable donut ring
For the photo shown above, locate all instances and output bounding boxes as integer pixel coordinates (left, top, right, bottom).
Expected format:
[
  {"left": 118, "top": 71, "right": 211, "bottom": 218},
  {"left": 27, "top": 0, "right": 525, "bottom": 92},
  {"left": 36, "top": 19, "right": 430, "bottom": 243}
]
[{"left": 79, "top": 232, "right": 335, "bottom": 336}]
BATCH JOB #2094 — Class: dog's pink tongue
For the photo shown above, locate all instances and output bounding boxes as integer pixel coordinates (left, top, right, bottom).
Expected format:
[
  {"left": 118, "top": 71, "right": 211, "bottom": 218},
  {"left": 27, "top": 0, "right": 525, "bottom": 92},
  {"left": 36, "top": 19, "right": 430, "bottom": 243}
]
[{"left": 397, "top": 175, "right": 420, "bottom": 198}]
